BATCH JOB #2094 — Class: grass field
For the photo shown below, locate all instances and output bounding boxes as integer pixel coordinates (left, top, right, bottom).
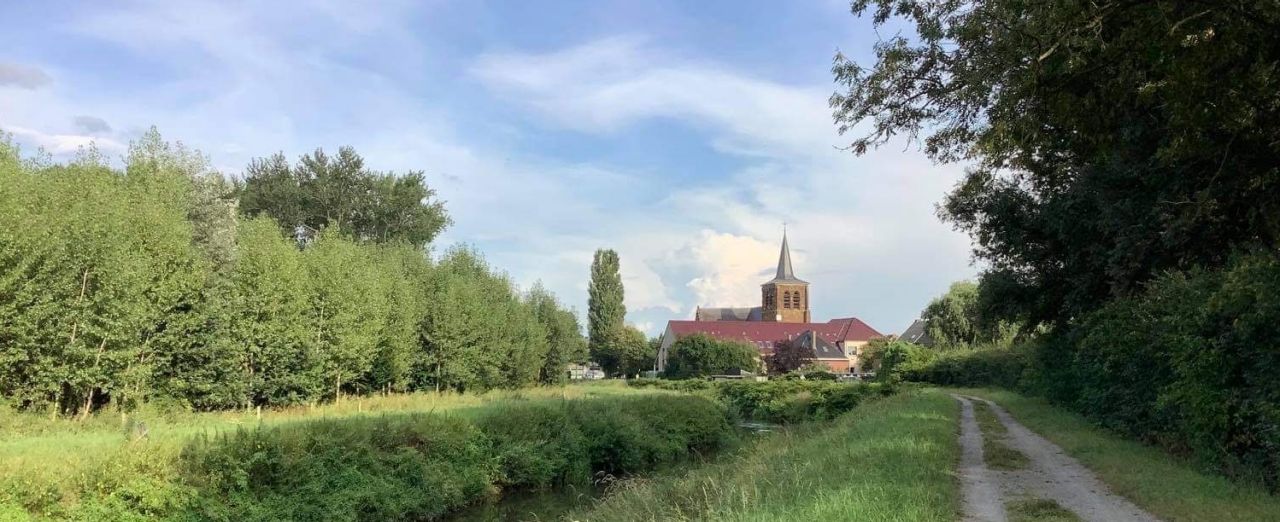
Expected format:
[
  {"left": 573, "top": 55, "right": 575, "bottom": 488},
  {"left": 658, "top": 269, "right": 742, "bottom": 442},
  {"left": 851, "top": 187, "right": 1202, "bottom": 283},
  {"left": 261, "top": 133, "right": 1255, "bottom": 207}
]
[
  {"left": 960, "top": 388, "right": 1280, "bottom": 522},
  {"left": 0, "top": 382, "right": 673, "bottom": 519},
  {"left": 569, "top": 387, "right": 961, "bottom": 521}
]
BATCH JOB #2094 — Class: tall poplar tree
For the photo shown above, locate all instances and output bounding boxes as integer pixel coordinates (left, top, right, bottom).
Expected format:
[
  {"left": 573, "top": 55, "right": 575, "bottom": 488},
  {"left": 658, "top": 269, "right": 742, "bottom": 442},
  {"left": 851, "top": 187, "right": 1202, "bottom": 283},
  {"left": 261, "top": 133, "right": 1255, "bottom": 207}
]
[{"left": 587, "top": 249, "right": 626, "bottom": 375}]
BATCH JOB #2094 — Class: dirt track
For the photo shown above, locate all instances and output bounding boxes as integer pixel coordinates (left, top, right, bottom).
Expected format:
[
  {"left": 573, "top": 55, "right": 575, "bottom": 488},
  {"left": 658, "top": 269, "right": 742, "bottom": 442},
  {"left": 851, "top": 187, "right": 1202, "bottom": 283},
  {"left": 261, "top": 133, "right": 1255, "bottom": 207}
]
[{"left": 952, "top": 395, "right": 1161, "bottom": 522}]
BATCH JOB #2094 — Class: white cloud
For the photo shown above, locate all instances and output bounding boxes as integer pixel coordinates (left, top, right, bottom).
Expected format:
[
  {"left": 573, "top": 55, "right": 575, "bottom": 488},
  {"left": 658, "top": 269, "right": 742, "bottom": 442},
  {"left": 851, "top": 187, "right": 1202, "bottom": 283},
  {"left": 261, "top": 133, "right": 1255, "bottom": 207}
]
[
  {"left": 473, "top": 37, "right": 977, "bottom": 334},
  {"left": 0, "top": 5, "right": 976, "bottom": 337},
  {"left": 3, "top": 124, "right": 124, "bottom": 155}
]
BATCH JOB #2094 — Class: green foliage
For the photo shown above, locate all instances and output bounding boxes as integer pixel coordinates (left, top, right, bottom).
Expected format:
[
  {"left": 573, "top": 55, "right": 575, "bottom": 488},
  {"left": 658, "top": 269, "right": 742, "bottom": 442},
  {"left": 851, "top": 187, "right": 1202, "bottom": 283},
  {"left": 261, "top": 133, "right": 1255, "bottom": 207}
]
[
  {"left": 834, "top": 1, "right": 1280, "bottom": 327},
  {"left": 170, "top": 394, "right": 732, "bottom": 521},
  {"left": 901, "top": 346, "right": 1028, "bottom": 390},
  {"left": 0, "top": 135, "right": 208, "bottom": 415},
  {"left": 587, "top": 249, "right": 626, "bottom": 374},
  {"left": 908, "top": 253, "right": 1280, "bottom": 489},
  {"left": 613, "top": 325, "right": 655, "bottom": 378},
  {"left": 0, "top": 132, "right": 583, "bottom": 412},
  {"left": 919, "top": 281, "right": 1019, "bottom": 348},
  {"left": 419, "top": 246, "right": 550, "bottom": 392},
  {"left": 239, "top": 146, "right": 450, "bottom": 246},
  {"left": 570, "top": 389, "right": 958, "bottom": 522},
  {"left": 629, "top": 379, "right": 894, "bottom": 424},
  {"left": 663, "top": 333, "right": 757, "bottom": 379},
  {"left": 526, "top": 283, "right": 588, "bottom": 385}
]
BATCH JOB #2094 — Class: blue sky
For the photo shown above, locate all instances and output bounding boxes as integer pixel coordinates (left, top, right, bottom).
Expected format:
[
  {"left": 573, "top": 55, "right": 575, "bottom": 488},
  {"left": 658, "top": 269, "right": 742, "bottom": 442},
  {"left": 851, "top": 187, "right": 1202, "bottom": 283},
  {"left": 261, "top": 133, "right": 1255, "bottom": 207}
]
[{"left": 0, "top": 0, "right": 976, "bottom": 335}]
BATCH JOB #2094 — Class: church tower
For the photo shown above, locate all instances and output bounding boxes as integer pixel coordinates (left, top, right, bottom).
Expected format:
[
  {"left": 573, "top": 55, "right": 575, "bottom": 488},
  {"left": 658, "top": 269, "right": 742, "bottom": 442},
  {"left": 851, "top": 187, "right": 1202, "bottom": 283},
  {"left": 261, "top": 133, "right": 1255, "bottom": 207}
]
[{"left": 761, "top": 231, "right": 810, "bottom": 323}]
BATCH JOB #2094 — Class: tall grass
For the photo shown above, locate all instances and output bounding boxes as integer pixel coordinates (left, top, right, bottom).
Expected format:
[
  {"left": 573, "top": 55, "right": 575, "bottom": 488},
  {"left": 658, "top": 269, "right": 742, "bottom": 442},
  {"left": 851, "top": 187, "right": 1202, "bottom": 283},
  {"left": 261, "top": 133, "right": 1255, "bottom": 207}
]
[
  {"left": 0, "top": 383, "right": 691, "bottom": 520},
  {"left": 570, "top": 388, "right": 960, "bottom": 521}
]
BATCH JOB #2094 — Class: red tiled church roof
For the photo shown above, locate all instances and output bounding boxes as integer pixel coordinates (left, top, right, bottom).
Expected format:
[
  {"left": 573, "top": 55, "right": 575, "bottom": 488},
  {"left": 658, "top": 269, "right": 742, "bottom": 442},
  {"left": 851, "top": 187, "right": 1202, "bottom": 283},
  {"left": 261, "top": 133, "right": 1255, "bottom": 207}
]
[{"left": 665, "top": 317, "right": 883, "bottom": 354}]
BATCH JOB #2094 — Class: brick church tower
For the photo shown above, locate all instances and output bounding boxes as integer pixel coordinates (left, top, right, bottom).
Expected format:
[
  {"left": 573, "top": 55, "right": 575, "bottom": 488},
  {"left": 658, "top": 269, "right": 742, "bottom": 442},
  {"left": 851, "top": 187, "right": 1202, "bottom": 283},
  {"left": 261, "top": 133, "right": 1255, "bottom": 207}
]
[{"left": 761, "top": 231, "right": 810, "bottom": 323}]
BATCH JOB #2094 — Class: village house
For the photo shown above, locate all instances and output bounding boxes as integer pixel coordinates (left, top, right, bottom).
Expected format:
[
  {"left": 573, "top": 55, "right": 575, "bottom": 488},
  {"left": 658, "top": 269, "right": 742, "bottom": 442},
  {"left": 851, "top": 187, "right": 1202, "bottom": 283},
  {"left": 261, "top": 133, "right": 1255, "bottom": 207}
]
[{"left": 657, "top": 232, "right": 883, "bottom": 374}]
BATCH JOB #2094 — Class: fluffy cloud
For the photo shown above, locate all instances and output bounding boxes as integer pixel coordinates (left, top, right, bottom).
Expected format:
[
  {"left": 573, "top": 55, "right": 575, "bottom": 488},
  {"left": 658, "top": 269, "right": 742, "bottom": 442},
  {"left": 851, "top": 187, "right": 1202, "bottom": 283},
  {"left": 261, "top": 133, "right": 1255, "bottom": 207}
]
[
  {"left": 473, "top": 38, "right": 977, "bottom": 333},
  {"left": 0, "top": 5, "right": 976, "bottom": 336}
]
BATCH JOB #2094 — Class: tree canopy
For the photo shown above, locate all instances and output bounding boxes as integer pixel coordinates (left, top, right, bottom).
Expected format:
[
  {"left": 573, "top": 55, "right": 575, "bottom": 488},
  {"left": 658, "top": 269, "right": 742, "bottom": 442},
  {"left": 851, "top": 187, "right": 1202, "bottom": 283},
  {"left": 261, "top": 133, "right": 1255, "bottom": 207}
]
[
  {"left": 587, "top": 249, "right": 627, "bottom": 375},
  {"left": 833, "top": 1, "right": 1280, "bottom": 326},
  {"left": 0, "top": 131, "right": 582, "bottom": 414},
  {"left": 239, "top": 146, "right": 450, "bottom": 247}
]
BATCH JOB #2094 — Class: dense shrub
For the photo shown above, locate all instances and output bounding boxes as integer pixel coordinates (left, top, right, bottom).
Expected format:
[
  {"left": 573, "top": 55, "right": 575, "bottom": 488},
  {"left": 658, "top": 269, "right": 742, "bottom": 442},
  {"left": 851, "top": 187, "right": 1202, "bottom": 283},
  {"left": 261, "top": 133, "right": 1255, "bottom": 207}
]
[
  {"left": 663, "top": 334, "right": 759, "bottom": 379},
  {"left": 628, "top": 379, "right": 892, "bottom": 424},
  {"left": 180, "top": 414, "right": 493, "bottom": 521},
  {"left": 906, "top": 253, "right": 1280, "bottom": 490},
  {"left": 901, "top": 346, "right": 1028, "bottom": 389},
  {"left": 170, "top": 393, "right": 736, "bottom": 521}
]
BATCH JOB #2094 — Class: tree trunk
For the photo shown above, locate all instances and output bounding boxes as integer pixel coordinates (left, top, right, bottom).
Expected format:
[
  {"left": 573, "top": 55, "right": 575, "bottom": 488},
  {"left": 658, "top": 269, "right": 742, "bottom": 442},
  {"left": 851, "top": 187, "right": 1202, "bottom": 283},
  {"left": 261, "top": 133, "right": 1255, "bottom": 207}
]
[{"left": 80, "top": 338, "right": 107, "bottom": 420}]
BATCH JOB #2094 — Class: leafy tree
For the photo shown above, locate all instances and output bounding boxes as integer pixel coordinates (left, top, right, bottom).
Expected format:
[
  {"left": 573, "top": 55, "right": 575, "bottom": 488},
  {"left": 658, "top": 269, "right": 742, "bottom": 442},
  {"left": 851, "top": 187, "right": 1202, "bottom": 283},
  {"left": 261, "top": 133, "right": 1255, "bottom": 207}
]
[
  {"left": 832, "top": 1, "right": 1280, "bottom": 326},
  {"left": 614, "top": 325, "right": 656, "bottom": 378},
  {"left": 304, "top": 232, "right": 390, "bottom": 400},
  {"left": 587, "top": 249, "right": 626, "bottom": 374},
  {"left": 665, "top": 333, "right": 757, "bottom": 379},
  {"left": 364, "top": 244, "right": 432, "bottom": 394},
  {"left": 0, "top": 137, "right": 208, "bottom": 415},
  {"left": 128, "top": 127, "right": 238, "bottom": 273},
  {"left": 766, "top": 338, "right": 813, "bottom": 375},
  {"left": 239, "top": 146, "right": 450, "bottom": 247},
  {"left": 419, "top": 246, "right": 549, "bottom": 391},
  {"left": 527, "top": 282, "right": 587, "bottom": 384}
]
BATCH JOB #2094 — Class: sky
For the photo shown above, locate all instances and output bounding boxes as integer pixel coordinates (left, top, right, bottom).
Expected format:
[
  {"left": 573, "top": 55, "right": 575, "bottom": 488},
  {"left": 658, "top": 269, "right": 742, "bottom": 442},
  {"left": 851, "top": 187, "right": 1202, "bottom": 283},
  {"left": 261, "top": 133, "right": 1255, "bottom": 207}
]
[{"left": 0, "top": 0, "right": 977, "bottom": 336}]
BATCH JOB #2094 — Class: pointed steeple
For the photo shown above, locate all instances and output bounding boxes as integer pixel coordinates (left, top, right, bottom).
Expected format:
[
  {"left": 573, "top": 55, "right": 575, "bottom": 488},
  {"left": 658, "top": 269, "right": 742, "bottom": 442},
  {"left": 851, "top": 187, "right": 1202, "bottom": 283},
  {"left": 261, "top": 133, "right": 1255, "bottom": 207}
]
[
  {"left": 765, "top": 229, "right": 807, "bottom": 284},
  {"left": 776, "top": 230, "right": 795, "bottom": 280}
]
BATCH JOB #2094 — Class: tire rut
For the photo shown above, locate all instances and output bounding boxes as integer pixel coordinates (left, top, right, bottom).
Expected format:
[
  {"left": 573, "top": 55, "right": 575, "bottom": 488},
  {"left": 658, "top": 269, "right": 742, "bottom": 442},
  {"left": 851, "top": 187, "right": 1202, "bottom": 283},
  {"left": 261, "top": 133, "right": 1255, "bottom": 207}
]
[{"left": 951, "top": 394, "right": 1162, "bottom": 522}]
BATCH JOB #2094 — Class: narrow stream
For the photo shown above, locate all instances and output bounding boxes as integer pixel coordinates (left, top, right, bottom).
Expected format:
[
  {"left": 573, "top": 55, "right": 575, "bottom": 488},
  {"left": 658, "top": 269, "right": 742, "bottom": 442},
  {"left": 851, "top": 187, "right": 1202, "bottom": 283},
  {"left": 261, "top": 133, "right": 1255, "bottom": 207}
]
[{"left": 443, "top": 421, "right": 781, "bottom": 521}]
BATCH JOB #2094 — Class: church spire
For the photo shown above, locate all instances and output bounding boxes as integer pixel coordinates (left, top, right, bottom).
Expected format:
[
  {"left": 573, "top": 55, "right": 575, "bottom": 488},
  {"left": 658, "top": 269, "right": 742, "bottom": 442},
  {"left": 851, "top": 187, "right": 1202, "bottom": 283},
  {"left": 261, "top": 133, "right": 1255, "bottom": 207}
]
[
  {"left": 766, "top": 229, "right": 807, "bottom": 284},
  {"left": 776, "top": 229, "right": 796, "bottom": 280}
]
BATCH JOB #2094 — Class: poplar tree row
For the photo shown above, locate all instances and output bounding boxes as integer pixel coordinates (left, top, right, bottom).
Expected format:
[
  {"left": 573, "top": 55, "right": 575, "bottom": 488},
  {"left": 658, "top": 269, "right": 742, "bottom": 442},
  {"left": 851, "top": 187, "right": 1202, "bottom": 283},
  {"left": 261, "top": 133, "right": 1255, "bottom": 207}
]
[{"left": 0, "top": 130, "right": 587, "bottom": 415}]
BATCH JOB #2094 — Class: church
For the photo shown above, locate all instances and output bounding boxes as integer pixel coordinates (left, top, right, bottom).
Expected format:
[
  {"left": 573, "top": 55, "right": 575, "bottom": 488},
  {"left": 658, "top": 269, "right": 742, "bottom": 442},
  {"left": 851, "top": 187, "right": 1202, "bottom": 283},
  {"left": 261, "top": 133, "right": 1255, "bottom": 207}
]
[{"left": 656, "top": 232, "right": 883, "bottom": 374}]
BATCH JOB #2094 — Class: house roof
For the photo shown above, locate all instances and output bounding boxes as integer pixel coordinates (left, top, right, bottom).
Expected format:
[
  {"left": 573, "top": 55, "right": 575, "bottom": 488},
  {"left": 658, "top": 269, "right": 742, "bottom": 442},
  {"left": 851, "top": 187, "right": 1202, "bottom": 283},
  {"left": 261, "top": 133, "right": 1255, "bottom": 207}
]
[
  {"left": 900, "top": 319, "right": 933, "bottom": 346},
  {"left": 665, "top": 317, "right": 883, "bottom": 354},
  {"left": 762, "top": 231, "right": 808, "bottom": 285},
  {"left": 695, "top": 306, "right": 762, "bottom": 321},
  {"left": 796, "top": 330, "right": 847, "bottom": 360}
]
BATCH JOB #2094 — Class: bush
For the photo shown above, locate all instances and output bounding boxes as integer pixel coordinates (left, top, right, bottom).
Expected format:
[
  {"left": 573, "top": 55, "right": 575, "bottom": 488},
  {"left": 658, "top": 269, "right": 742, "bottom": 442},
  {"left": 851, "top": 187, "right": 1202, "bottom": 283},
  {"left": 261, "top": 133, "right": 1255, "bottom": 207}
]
[
  {"left": 905, "top": 252, "right": 1280, "bottom": 490},
  {"left": 901, "top": 346, "right": 1028, "bottom": 389},
  {"left": 173, "top": 393, "right": 737, "bottom": 520},
  {"left": 663, "top": 334, "right": 759, "bottom": 379}
]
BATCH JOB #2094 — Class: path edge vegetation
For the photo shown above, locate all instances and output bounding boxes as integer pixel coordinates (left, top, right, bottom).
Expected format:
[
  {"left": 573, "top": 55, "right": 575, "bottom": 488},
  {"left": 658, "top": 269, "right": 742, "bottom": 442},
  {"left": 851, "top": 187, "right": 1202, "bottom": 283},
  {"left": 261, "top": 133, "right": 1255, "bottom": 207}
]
[{"left": 958, "top": 388, "right": 1280, "bottom": 522}]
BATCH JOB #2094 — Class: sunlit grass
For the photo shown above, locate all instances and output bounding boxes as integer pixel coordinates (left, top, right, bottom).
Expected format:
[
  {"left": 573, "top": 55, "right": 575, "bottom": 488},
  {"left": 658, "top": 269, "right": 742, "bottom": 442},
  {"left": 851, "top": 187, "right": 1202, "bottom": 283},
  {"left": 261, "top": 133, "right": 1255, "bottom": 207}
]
[
  {"left": 570, "top": 388, "right": 961, "bottom": 521},
  {"left": 0, "top": 381, "right": 661, "bottom": 516},
  {"left": 959, "top": 388, "right": 1280, "bottom": 522}
]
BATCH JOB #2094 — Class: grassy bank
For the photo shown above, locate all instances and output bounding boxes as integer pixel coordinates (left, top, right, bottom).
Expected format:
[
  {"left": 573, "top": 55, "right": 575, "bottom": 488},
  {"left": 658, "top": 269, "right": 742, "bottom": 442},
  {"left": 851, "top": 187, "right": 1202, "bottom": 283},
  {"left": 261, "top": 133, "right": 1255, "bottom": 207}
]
[
  {"left": 0, "top": 383, "right": 717, "bottom": 521},
  {"left": 628, "top": 379, "right": 895, "bottom": 423},
  {"left": 961, "top": 388, "right": 1280, "bottom": 521},
  {"left": 569, "top": 387, "right": 960, "bottom": 521}
]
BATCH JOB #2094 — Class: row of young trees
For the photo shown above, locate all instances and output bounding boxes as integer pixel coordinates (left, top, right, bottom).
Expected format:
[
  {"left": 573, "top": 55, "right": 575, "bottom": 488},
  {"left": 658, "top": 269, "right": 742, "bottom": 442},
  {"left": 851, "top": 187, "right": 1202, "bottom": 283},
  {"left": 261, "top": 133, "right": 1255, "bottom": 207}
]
[{"left": 0, "top": 130, "right": 587, "bottom": 415}]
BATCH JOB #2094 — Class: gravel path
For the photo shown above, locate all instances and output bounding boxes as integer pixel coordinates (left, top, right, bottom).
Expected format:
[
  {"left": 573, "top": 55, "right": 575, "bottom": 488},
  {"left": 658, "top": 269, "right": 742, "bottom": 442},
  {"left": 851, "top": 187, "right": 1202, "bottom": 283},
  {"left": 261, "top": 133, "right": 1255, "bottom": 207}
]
[
  {"left": 951, "top": 394, "right": 1162, "bottom": 522},
  {"left": 955, "top": 395, "right": 1007, "bottom": 521}
]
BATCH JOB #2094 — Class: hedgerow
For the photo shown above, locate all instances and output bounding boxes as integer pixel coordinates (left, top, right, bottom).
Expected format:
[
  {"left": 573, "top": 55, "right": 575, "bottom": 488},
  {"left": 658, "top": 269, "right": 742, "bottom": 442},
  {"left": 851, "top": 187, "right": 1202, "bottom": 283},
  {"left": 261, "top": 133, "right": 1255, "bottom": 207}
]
[
  {"left": 627, "top": 379, "right": 894, "bottom": 424},
  {"left": 906, "top": 252, "right": 1280, "bottom": 490}
]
